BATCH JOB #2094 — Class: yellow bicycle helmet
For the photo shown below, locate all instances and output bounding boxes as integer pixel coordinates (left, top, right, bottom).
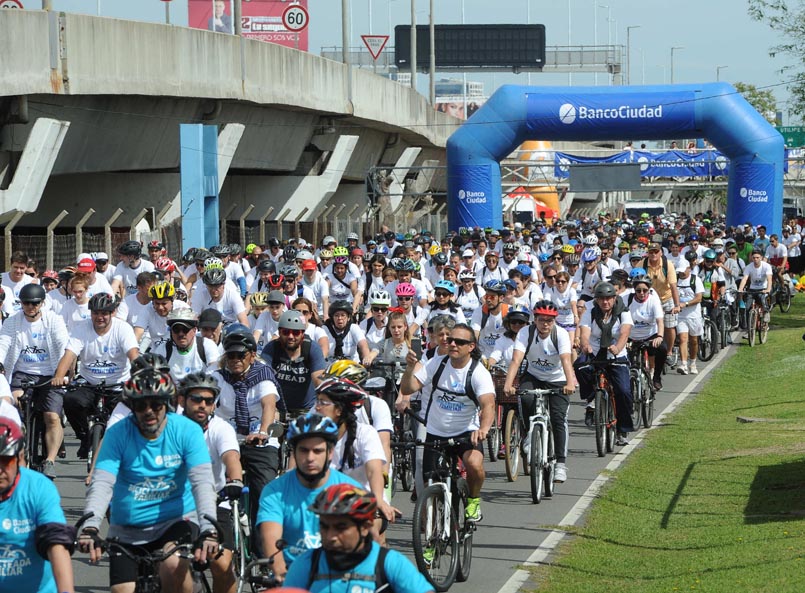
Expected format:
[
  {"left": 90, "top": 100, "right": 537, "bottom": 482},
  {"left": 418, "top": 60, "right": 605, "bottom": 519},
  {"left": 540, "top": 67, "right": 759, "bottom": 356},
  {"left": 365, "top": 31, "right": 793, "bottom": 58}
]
[
  {"left": 250, "top": 292, "right": 270, "bottom": 308},
  {"left": 332, "top": 246, "right": 349, "bottom": 258},
  {"left": 561, "top": 244, "right": 575, "bottom": 254},
  {"left": 428, "top": 244, "right": 443, "bottom": 256},
  {"left": 324, "top": 360, "right": 369, "bottom": 385},
  {"left": 148, "top": 280, "right": 176, "bottom": 300},
  {"left": 319, "top": 249, "right": 334, "bottom": 259}
]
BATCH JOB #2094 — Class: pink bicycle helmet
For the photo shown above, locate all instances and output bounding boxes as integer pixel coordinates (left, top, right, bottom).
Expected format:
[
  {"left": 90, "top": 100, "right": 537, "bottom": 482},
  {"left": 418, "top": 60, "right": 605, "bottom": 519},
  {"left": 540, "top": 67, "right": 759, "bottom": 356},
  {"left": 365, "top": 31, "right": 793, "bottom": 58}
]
[{"left": 396, "top": 282, "right": 417, "bottom": 297}]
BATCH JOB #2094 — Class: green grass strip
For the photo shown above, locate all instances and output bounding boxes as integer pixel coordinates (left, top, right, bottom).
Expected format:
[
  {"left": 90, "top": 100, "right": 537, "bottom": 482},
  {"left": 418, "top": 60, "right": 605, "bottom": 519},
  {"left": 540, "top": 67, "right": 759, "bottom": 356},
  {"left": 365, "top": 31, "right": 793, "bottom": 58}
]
[{"left": 528, "top": 298, "right": 805, "bottom": 593}]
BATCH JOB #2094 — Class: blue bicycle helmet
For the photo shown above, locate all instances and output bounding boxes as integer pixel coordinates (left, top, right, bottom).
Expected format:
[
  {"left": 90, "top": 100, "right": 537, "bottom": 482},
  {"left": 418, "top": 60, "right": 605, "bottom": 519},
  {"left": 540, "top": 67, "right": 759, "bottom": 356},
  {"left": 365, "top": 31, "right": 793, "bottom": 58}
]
[
  {"left": 483, "top": 280, "right": 507, "bottom": 295},
  {"left": 703, "top": 249, "right": 717, "bottom": 261},
  {"left": 581, "top": 247, "right": 601, "bottom": 263},
  {"left": 434, "top": 279, "right": 457, "bottom": 295},
  {"left": 514, "top": 264, "right": 533, "bottom": 278},
  {"left": 629, "top": 267, "right": 647, "bottom": 279},
  {"left": 287, "top": 412, "right": 339, "bottom": 446},
  {"left": 506, "top": 303, "right": 531, "bottom": 324},
  {"left": 538, "top": 252, "right": 551, "bottom": 263}
]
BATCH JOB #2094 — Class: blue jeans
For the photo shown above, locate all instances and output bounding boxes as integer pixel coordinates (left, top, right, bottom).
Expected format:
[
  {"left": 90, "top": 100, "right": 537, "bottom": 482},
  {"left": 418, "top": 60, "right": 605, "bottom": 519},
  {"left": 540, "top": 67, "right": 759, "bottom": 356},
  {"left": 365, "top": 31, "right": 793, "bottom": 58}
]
[{"left": 575, "top": 353, "right": 634, "bottom": 434}]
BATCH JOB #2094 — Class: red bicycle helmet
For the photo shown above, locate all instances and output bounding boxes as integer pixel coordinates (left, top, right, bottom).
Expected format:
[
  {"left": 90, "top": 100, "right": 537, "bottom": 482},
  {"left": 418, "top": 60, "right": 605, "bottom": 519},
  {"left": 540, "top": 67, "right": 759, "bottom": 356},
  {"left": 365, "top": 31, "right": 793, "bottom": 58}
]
[
  {"left": 533, "top": 299, "right": 559, "bottom": 317},
  {"left": 0, "top": 418, "right": 24, "bottom": 456},
  {"left": 154, "top": 257, "right": 175, "bottom": 273},
  {"left": 309, "top": 483, "right": 377, "bottom": 522},
  {"left": 315, "top": 377, "right": 366, "bottom": 412}
]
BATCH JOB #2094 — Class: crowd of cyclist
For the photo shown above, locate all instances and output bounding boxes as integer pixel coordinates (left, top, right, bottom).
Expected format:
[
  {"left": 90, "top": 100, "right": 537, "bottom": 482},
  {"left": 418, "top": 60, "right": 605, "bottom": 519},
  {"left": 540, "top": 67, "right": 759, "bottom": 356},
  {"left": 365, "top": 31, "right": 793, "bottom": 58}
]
[{"left": 0, "top": 209, "right": 798, "bottom": 593}]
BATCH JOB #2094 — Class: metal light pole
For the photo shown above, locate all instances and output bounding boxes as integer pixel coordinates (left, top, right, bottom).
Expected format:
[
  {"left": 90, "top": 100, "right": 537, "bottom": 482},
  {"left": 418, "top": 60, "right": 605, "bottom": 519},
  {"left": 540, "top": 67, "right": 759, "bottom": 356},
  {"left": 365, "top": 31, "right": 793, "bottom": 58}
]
[
  {"left": 461, "top": 0, "right": 467, "bottom": 115},
  {"left": 670, "top": 46, "right": 684, "bottom": 84},
  {"left": 716, "top": 65, "right": 728, "bottom": 81},
  {"left": 429, "top": 0, "right": 435, "bottom": 104},
  {"left": 626, "top": 25, "right": 640, "bottom": 85},
  {"left": 595, "top": 3, "right": 608, "bottom": 85},
  {"left": 527, "top": 0, "right": 532, "bottom": 85},
  {"left": 410, "top": 0, "right": 416, "bottom": 89}
]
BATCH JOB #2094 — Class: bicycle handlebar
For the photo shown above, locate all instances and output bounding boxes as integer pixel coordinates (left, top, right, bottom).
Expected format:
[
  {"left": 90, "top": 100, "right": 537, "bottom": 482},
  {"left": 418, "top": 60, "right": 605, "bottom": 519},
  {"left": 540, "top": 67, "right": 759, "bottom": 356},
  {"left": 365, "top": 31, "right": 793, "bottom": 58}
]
[
  {"left": 515, "top": 388, "right": 564, "bottom": 397},
  {"left": 404, "top": 407, "right": 426, "bottom": 426}
]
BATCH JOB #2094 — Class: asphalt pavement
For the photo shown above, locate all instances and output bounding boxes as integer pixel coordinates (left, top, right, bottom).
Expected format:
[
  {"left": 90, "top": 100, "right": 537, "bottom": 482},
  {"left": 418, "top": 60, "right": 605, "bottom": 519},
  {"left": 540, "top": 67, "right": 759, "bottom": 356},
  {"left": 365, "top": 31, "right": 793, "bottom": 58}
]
[{"left": 55, "top": 342, "right": 736, "bottom": 593}]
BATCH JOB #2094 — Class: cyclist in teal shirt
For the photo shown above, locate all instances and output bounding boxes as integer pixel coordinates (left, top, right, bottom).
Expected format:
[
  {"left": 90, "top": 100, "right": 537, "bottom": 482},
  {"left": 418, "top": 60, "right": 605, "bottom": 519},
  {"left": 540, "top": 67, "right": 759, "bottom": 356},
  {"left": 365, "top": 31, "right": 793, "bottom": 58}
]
[
  {"left": 285, "top": 483, "right": 433, "bottom": 593},
  {"left": 257, "top": 412, "right": 361, "bottom": 583},
  {"left": 0, "top": 418, "right": 76, "bottom": 593}
]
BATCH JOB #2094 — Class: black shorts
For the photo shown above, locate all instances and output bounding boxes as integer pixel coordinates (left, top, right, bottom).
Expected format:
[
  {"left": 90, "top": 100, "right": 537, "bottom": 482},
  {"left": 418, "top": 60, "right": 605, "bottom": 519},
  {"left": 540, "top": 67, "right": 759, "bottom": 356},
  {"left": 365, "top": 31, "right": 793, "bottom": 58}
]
[
  {"left": 109, "top": 520, "right": 199, "bottom": 586},
  {"left": 217, "top": 505, "right": 234, "bottom": 550},
  {"left": 422, "top": 431, "right": 480, "bottom": 483},
  {"left": 11, "top": 372, "right": 63, "bottom": 414}
]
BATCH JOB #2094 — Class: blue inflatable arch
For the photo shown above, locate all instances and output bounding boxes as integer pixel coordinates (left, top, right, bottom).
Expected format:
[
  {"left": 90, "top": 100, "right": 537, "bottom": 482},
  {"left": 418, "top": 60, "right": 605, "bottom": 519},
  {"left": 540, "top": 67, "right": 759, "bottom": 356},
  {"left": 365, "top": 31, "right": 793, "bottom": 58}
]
[{"left": 446, "top": 83, "right": 784, "bottom": 234}]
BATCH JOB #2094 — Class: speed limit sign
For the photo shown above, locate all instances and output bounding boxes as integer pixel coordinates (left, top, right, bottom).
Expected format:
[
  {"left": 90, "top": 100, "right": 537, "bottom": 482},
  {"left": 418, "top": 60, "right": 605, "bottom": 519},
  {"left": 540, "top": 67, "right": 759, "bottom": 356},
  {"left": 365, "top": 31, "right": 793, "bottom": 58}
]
[
  {"left": 282, "top": 4, "right": 309, "bottom": 32},
  {"left": 0, "top": 0, "right": 24, "bottom": 8}
]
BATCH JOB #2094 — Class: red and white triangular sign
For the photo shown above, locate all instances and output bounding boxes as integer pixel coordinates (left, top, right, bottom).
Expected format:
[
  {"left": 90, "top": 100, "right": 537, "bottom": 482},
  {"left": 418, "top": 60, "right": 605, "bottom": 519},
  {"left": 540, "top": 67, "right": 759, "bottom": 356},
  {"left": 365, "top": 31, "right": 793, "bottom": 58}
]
[{"left": 361, "top": 35, "right": 390, "bottom": 60}]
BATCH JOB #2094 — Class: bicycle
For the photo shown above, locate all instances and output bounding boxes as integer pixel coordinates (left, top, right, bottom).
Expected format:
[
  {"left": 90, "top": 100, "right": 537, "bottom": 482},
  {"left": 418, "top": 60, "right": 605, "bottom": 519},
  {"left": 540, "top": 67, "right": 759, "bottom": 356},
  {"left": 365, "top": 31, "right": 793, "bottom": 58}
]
[
  {"left": 16, "top": 376, "right": 54, "bottom": 473},
  {"left": 627, "top": 341, "right": 655, "bottom": 430},
  {"left": 228, "top": 487, "right": 283, "bottom": 593},
  {"left": 577, "top": 359, "right": 625, "bottom": 457},
  {"left": 75, "top": 512, "right": 226, "bottom": 593},
  {"left": 698, "top": 302, "right": 720, "bottom": 362},
  {"left": 740, "top": 291, "right": 769, "bottom": 347},
  {"left": 772, "top": 272, "right": 792, "bottom": 313},
  {"left": 384, "top": 377, "right": 417, "bottom": 495},
  {"left": 64, "top": 378, "right": 123, "bottom": 474},
  {"left": 406, "top": 410, "right": 475, "bottom": 592},
  {"left": 517, "top": 387, "right": 563, "bottom": 504},
  {"left": 490, "top": 366, "right": 523, "bottom": 481},
  {"left": 715, "top": 296, "right": 733, "bottom": 348}
]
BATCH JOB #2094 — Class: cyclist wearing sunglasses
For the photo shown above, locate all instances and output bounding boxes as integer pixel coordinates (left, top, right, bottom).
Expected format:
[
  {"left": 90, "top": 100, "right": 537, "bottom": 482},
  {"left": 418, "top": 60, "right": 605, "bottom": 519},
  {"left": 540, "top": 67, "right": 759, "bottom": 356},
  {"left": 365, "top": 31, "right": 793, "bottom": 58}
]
[
  {"left": 178, "top": 372, "right": 243, "bottom": 593},
  {"left": 401, "top": 324, "right": 495, "bottom": 523},
  {"left": 151, "top": 309, "right": 220, "bottom": 383},
  {"left": 626, "top": 271, "right": 667, "bottom": 391},
  {"left": 79, "top": 370, "right": 219, "bottom": 592}
]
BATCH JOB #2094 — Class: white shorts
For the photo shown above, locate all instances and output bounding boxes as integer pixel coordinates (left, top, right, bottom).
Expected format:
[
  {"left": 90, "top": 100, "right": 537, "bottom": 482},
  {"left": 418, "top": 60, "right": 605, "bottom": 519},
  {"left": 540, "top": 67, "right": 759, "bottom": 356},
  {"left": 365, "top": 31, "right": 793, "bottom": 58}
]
[
  {"left": 677, "top": 314, "right": 703, "bottom": 337},
  {"left": 662, "top": 299, "right": 678, "bottom": 329}
]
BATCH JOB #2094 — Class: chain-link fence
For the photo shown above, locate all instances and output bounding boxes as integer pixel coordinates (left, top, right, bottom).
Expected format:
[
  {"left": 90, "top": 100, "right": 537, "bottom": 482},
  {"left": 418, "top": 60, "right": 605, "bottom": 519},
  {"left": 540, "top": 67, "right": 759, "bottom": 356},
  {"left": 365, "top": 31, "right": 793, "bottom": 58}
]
[{"left": 1, "top": 231, "right": 131, "bottom": 272}]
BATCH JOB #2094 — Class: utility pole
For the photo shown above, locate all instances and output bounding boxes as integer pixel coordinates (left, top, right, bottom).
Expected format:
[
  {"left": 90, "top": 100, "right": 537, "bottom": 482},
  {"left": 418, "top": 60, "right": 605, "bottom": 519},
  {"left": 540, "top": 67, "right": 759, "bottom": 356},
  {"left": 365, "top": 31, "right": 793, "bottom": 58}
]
[
  {"left": 626, "top": 25, "right": 640, "bottom": 85},
  {"left": 429, "top": 0, "right": 435, "bottom": 104},
  {"left": 410, "top": 0, "right": 417, "bottom": 89}
]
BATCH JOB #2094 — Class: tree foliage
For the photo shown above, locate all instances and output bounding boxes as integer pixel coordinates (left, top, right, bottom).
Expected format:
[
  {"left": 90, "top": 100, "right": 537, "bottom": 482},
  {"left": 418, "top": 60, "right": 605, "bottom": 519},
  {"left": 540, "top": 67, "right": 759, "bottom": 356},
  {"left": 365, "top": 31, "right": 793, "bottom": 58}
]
[
  {"left": 748, "top": 0, "right": 805, "bottom": 117},
  {"left": 733, "top": 82, "right": 777, "bottom": 123}
]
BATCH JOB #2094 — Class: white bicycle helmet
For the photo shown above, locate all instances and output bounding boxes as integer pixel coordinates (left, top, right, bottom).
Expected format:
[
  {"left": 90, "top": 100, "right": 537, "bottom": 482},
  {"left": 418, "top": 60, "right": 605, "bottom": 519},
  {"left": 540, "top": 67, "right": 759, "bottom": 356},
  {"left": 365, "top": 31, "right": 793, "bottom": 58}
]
[
  {"left": 583, "top": 235, "right": 599, "bottom": 246},
  {"left": 458, "top": 269, "right": 476, "bottom": 282},
  {"left": 368, "top": 289, "right": 391, "bottom": 307}
]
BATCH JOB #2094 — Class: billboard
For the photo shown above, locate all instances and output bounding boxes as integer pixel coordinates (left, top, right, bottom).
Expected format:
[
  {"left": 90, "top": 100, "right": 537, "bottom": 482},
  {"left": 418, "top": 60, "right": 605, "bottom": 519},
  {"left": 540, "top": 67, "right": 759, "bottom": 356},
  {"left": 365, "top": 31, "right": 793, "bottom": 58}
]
[
  {"left": 434, "top": 97, "right": 486, "bottom": 120},
  {"left": 188, "top": 0, "right": 308, "bottom": 51}
]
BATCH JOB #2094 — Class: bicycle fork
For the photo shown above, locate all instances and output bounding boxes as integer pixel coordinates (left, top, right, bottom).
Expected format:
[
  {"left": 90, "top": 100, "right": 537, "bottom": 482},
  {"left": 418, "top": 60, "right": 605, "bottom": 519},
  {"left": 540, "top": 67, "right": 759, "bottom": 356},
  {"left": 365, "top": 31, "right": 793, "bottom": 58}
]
[
  {"left": 425, "top": 480, "right": 453, "bottom": 543},
  {"left": 526, "top": 415, "right": 549, "bottom": 468}
]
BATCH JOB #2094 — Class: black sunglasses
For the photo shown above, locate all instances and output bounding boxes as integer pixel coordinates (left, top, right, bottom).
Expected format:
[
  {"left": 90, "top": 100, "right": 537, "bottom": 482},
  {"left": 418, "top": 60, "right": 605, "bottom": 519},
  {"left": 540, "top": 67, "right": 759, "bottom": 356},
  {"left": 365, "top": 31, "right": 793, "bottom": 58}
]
[
  {"left": 188, "top": 394, "right": 216, "bottom": 405},
  {"left": 132, "top": 400, "right": 166, "bottom": 413},
  {"left": 225, "top": 351, "right": 248, "bottom": 360},
  {"left": 545, "top": 274, "right": 556, "bottom": 280},
  {"left": 372, "top": 307, "right": 388, "bottom": 313},
  {"left": 447, "top": 337, "right": 472, "bottom": 346},
  {"left": 435, "top": 291, "right": 452, "bottom": 298}
]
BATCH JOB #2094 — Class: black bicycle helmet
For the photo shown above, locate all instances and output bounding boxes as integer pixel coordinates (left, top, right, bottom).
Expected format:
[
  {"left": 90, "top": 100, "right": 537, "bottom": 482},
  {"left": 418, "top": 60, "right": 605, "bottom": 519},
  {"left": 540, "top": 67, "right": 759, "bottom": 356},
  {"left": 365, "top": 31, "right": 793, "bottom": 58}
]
[
  {"left": 593, "top": 282, "right": 617, "bottom": 298},
  {"left": 268, "top": 237, "right": 281, "bottom": 248},
  {"left": 131, "top": 353, "right": 170, "bottom": 376},
  {"left": 179, "top": 372, "right": 221, "bottom": 397},
  {"left": 19, "top": 284, "right": 46, "bottom": 303},
  {"left": 309, "top": 483, "right": 377, "bottom": 522},
  {"left": 684, "top": 250, "right": 699, "bottom": 263},
  {"left": 280, "top": 264, "right": 299, "bottom": 278},
  {"left": 182, "top": 248, "right": 198, "bottom": 264},
  {"left": 433, "top": 253, "right": 448, "bottom": 265},
  {"left": 287, "top": 412, "right": 339, "bottom": 446},
  {"left": 194, "top": 249, "right": 213, "bottom": 264},
  {"left": 118, "top": 240, "right": 142, "bottom": 256},
  {"left": 222, "top": 326, "right": 257, "bottom": 353},
  {"left": 88, "top": 293, "right": 119, "bottom": 312},
  {"left": 202, "top": 267, "right": 227, "bottom": 286},
  {"left": 229, "top": 243, "right": 242, "bottom": 256},
  {"left": 328, "top": 300, "right": 353, "bottom": 318},
  {"left": 210, "top": 244, "right": 231, "bottom": 257},
  {"left": 283, "top": 246, "right": 298, "bottom": 262},
  {"left": 123, "top": 369, "right": 176, "bottom": 403},
  {"left": 257, "top": 260, "right": 276, "bottom": 274}
]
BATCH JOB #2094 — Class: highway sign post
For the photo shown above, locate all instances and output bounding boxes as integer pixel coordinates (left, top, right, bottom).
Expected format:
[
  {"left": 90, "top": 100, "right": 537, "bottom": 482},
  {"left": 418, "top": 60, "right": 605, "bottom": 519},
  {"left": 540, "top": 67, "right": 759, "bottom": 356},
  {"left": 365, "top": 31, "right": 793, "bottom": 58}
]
[
  {"left": 777, "top": 126, "right": 805, "bottom": 148},
  {"left": 362, "top": 35, "right": 389, "bottom": 74},
  {"left": 282, "top": 3, "right": 308, "bottom": 51}
]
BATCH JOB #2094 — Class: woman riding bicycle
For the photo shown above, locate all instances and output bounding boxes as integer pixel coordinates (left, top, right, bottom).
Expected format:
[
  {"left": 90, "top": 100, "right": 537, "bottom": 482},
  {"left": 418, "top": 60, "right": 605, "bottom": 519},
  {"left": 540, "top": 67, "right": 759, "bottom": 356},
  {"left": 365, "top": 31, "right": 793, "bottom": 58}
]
[
  {"left": 323, "top": 300, "right": 371, "bottom": 364},
  {"left": 625, "top": 270, "right": 667, "bottom": 391},
  {"left": 503, "top": 300, "right": 574, "bottom": 483},
  {"left": 487, "top": 304, "right": 531, "bottom": 369}
]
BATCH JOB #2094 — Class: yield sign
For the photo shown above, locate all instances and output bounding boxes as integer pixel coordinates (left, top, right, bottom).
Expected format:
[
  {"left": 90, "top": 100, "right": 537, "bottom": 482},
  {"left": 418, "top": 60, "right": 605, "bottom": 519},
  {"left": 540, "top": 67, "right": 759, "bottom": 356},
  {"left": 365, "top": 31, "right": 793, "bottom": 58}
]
[{"left": 361, "top": 35, "right": 390, "bottom": 60}]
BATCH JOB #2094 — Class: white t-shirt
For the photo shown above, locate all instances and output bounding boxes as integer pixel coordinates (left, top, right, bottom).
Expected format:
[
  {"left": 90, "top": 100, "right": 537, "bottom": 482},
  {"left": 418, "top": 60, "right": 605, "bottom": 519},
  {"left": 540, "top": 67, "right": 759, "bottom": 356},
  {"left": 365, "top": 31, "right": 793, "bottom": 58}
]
[
  {"left": 226, "top": 261, "right": 245, "bottom": 287},
  {"left": 357, "top": 395, "right": 393, "bottom": 434},
  {"left": 60, "top": 299, "right": 91, "bottom": 332},
  {"left": 300, "top": 276, "right": 330, "bottom": 315},
  {"left": 455, "top": 284, "right": 484, "bottom": 319},
  {"left": 67, "top": 318, "right": 139, "bottom": 385},
  {"left": 327, "top": 272, "right": 357, "bottom": 302},
  {"left": 86, "top": 274, "right": 114, "bottom": 300},
  {"left": 135, "top": 302, "right": 190, "bottom": 350},
  {"left": 470, "top": 306, "right": 505, "bottom": 359},
  {"left": 0, "top": 399, "right": 21, "bottom": 425},
  {"left": 112, "top": 259, "right": 155, "bottom": 296},
  {"left": 323, "top": 323, "right": 367, "bottom": 362},
  {"left": 547, "top": 285, "right": 578, "bottom": 326},
  {"left": 746, "top": 262, "right": 773, "bottom": 290},
  {"left": 677, "top": 274, "right": 704, "bottom": 318},
  {"left": 361, "top": 318, "right": 387, "bottom": 353},
  {"left": 489, "top": 335, "right": 516, "bottom": 366},
  {"left": 330, "top": 422, "right": 387, "bottom": 493},
  {"left": 783, "top": 233, "right": 801, "bottom": 257},
  {"left": 572, "top": 264, "right": 611, "bottom": 299},
  {"left": 514, "top": 324, "right": 572, "bottom": 383},
  {"left": 579, "top": 307, "right": 633, "bottom": 358},
  {"left": 765, "top": 243, "right": 788, "bottom": 263},
  {"left": 151, "top": 336, "right": 220, "bottom": 382},
  {"left": 413, "top": 356, "right": 495, "bottom": 437},
  {"left": 626, "top": 292, "right": 665, "bottom": 340},
  {"left": 213, "top": 368, "right": 280, "bottom": 439},
  {"left": 124, "top": 293, "right": 151, "bottom": 327},
  {"left": 204, "top": 415, "right": 240, "bottom": 493},
  {"left": 253, "top": 312, "right": 280, "bottom": 351},
  {"left": 193, "top": 283, "right": 246, "bottom": 324},
  {"left": 14, "top": 318, "right": 53, "bottom": 376},
  {"left": 45, "top": 289, "right": 66, "bottom": 317},
  {"left": 1, "top": 272, "right": 33, "bottom": 314}
]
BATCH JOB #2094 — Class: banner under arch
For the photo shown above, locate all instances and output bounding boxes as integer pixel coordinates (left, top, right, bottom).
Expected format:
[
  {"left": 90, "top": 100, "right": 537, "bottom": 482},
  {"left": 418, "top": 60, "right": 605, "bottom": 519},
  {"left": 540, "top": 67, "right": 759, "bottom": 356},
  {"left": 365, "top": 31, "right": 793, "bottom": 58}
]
[{"left": 446, "top": 83, "right": 784, "bottom": 233}]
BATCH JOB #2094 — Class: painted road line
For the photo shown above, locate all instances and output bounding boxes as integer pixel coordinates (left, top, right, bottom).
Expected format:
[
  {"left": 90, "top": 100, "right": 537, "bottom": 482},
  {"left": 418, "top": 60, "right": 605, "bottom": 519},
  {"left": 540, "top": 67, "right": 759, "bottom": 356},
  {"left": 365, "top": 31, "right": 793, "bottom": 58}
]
[{"left": 496, "top": 344, "right": 734, "bottom": 593}]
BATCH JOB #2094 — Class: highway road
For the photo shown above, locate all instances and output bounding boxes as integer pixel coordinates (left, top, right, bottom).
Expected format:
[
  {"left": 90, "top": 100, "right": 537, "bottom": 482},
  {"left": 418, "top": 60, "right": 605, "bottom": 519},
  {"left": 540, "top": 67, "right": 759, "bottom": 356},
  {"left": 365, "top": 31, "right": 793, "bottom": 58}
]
[{"left": 55, "top": 343, "right": 736, "bottom": 593}]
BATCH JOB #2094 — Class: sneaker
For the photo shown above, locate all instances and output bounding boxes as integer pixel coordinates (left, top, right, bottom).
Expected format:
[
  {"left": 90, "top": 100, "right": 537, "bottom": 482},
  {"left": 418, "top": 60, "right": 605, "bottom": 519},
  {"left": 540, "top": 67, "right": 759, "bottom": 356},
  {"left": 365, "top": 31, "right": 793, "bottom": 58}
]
[
  {"left": 615, "top": 433, "right": 629, "bottom": 446},
  {"left": 584, "top": 404, "right": 595, "bottom": 427},
  {"left": 76, "top": 442, "right": 89, "bottom": 460},
  {"left": 677, "top": 362, "right": 688, "bottom": 375},
  {"left": 465, "top": 497, "right": 482, "bottom": 523},
  {"left": 410, "top": 489, "right": 417, "bottom": 503},
  {"left": 423, "top": 546, "right": 435, "bottom": 568},
  {"left": 42, "top": 460, "right": 56, "bottom": 479},
  {"left": 652, "top": 377, "right": 663, "bottom": 391},
  {"left": 689, "top": 362, "right": 698, "bottom": 375},
  {"left": 498, "top": 443, "right": 506, "bottom": 460},
  {"left": 554, "top": 463, "right": 567, "bottom": 483}
]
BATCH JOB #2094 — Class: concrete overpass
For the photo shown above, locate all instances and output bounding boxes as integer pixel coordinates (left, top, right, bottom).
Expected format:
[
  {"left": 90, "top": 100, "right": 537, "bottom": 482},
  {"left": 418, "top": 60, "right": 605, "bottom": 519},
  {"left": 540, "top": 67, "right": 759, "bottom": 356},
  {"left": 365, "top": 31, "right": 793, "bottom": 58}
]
[{"left": 0, "top": 9, "right": 457, "bottom": 251}]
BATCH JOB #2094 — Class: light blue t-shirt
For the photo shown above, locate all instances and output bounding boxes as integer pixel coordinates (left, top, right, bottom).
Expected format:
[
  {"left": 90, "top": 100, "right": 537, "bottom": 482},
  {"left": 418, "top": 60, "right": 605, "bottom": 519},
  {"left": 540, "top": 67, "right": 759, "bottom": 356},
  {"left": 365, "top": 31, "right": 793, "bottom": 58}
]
[
  {"left": 285, "top": 541, "right": 433, "bottom": 593},
  {"left": 95, "top": 412, "right": 211, "bottom": 527},
  {"left": 256, "top": 469, "right": 361, "bottom": 565},
  {"left": 0, "top": 468, "right": 66, "bottom": 593}
]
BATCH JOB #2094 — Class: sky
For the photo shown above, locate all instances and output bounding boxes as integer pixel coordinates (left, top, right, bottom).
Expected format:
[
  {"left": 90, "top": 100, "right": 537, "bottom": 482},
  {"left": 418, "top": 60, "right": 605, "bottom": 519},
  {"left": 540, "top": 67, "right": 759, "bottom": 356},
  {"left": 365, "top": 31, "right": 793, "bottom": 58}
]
[{"left": 38, "top": 0, "right": 799, "bottom": 122}]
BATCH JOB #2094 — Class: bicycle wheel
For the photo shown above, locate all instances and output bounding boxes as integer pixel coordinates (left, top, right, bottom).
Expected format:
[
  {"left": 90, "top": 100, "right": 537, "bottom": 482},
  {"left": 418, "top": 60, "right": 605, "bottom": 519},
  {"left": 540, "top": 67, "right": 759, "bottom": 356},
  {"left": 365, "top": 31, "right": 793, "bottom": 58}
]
[
  {"left": 605, "top": 392, "right": 616, "bottom": 454},
  {"left": 779, "top": 284, "right": 792, "bottom": 313},
  {"left": 412, "top": 484, "right": 458, "bottom": 592},
  {"left": 718, "top": 310, "right": 729, "bottom": 349},
  {"left": 455, "top": 479, "right": 473, "bottom": 583},
  {"left": 698, "top": 319, "right": 717, "bottom": 362},
  {"left": 641, "top": 370, "right": 655, "bottom": 429},
  {"left": 630, "top": 371, "right": 643, "bottom": 430},
  {"left": 503, "top": 408, "right": 521, "bottom": 482},
  {"left": 231, "top": 501, "right": 249, "bottom": 593},
  {"left": 486, "top": 410, "right": 500, "bottom": 463},
  {"left": 87, "top": 422, "right": 104, "bottom": 474},
  {"left": 593, "top": 390, "right": 606, "bottom": 458},
  {"left": 28, "top": 413, "right": 45, "bottom": 472},
  {"left": 759, "top": 313, "right": 769, "bottom": 344},
  {"left": 529, "top": 425, "right": 543, "bottom": 504},
  {"left": 399, "top": 447, "right": 414, "bottom": 492},
  {"left": 543, "top": 425, "right": 555, "bottom": 498},
  {"left": 747, "top": 309, "right": 757, "bottom": 347}
]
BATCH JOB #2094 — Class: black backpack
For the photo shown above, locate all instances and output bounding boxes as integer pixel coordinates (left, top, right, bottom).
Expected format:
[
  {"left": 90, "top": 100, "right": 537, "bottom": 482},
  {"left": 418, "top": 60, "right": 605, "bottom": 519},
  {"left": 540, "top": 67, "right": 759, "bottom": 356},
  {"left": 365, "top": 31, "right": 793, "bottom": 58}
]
[
  {"left": 423, "top": 357, "right": 481, "bottom": 425},
  {"left": 164, "top": 335, "right": 207, "bottom": 365},
  {"left": 307, "top": 546, "right": 391, "bottom": 592},
  {"left": 521, "top": 325, "right": 559, "bottom": 363}
]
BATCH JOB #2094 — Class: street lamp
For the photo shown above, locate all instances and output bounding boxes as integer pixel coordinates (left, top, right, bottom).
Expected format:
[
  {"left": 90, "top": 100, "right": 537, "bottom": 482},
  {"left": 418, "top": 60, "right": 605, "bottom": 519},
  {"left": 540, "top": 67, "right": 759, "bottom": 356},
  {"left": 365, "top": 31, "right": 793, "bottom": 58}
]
[
  {"left": 626, "top": 25, "right": 640, "bottom": 85},
  {"left": 595, "top": 3, "right": 609, "bottom": 85},
  {"left": 670, "top": 46, "right": 684, "bottom": 84},
  {"left": 716, "top": 65, "right": 728, "bottom": 81}
]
